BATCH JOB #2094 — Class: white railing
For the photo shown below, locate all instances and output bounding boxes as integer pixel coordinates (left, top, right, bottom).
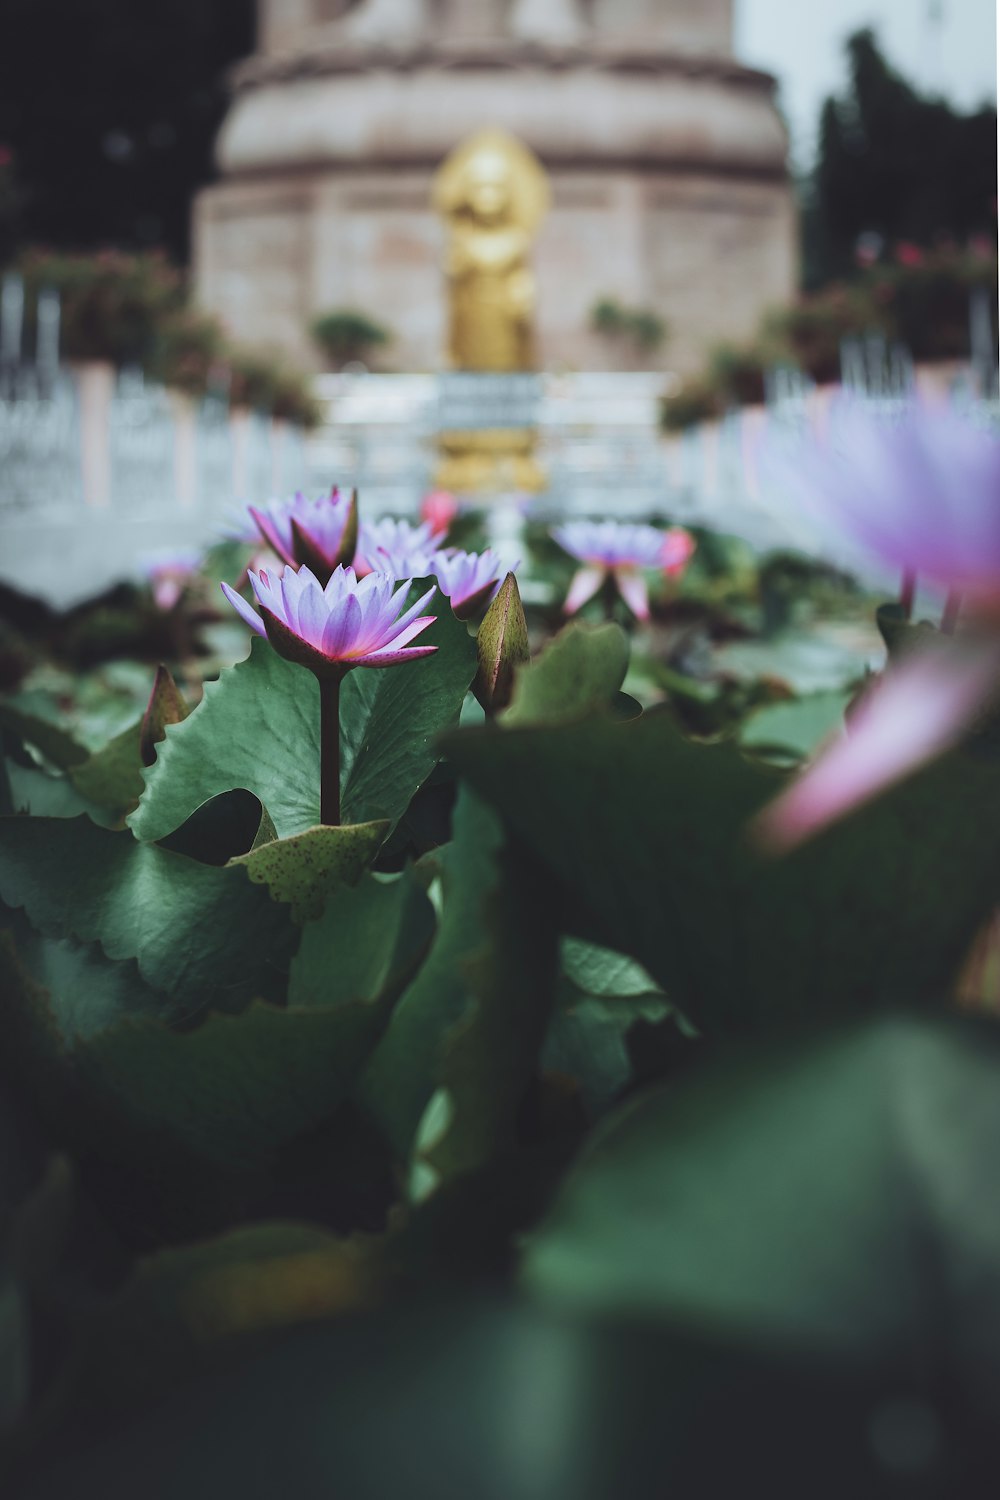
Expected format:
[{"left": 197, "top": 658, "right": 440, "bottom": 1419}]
[
  {"left": 1, "top": 352, "right": 996, "bottom": 608},
  {"left": 0, "top": 363, "right": 307, "bottom": 606}
]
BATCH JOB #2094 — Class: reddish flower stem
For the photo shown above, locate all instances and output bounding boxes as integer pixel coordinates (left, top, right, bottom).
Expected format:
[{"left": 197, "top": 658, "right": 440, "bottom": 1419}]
[
  {"left": 319, "top": 672, "right": 342, "bottom": 826},
  {"left": 899, "top": 569, "right": 916, "bottom": 621}
]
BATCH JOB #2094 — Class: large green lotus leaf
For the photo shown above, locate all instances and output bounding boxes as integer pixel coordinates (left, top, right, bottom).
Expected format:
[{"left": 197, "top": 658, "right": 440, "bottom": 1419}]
[
  {"left": 560, "top": 937, "right": 665, "bottom": 1000},
  {"left": 362, "top": 787, "right": 557, "bottom": 1189},
  {"left": 524, "top": 1015, "right": 1000, "bottom": 1413},
  {"left": 502, "top": 621, "right": 628, "bottom": 727},
  {"left": 0, "top": 704, "right": 88, "bottom": 771},
  {"left": 229, "top": 821, "right": 390, "bottom": 923},
  {"left": 288, "top": 866, "right": 434, "bottom": 1013},
  {"left": 79, "top": 1003, "right": 367, "bottom": 1168},
  {"left": 738, "top": 691, "right": 853, "bottom": 762},
  {"left": 410, "top": 829, "right": 557, "bottom": 1199},
  {"left": 67, "top": 720, "right": 145, "bottom": 824},
  {"left": 129, "top": 601, "right": 477, "bottom": 842},
  {"left": 541, "top": 993, "right": 674, "bottom": 1117},
  {"left": 59, "top": 668, "right": 191, "bottom": 827},
  {"left": 542, "top": 939, "right": 674, "bottom": 1116},
  {"left": 0, "top": 816, "right": 297, "bottom": 1011},
  {"left": 0, "top": 872, "right": 429, "bottom": 1233},
  {"left": 443, "top": 709, "right": 1000, "bottom": 1031},
  {"left": 33, "top": 1222, "right": 383, "bottom": 1453},
  {"left": 15, "top": 1291, "right": 987, "bottom": 1500},
  {"left": 359, "top": 790, "right": 503, "bottom": 1161},
  {"left": 1, "top": 758, "right": 110, "bottom": 825},
  {"left": 74, "top": 870, "right": 432, "bottom": 1165},
  {"left": 2, "top": 914, "right": 179, "bottom": 1041},
  {"left": 1, "top": 723, "right": 106, "bottom": 824}
]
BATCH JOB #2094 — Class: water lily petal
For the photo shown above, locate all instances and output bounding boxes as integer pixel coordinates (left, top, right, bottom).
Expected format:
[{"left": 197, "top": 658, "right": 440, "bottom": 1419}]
[
  {"left": 564, "top": 565, "right": 606, "bottom": 615},
  {"left": 248, "top": 504, "right": 295, "bottom": 566},
  {"left": 294, "top": 574, "right": 332, "bottom": 651},
  {"left": 354, "top": 644, "right": 438, "bottom": 668},
  {"left": 753, "top": 648, "right": 1000, "bottom": 853},
  {"left": 371, "top": 584, "right": 436, "bottom": 648},
  {"left": 220, "top": 581, "right": 266, "bottom": 637},
  {"left": 614, "top": 567, "right": 650, "bottom": 621}
]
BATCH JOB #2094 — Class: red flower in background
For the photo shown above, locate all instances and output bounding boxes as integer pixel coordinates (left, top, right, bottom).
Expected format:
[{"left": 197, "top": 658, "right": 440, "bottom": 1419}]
[
  {"left": 894, "top": 241, "right": 925, "bottom": 268},
  {"left": 420, "top": 490, "right": 459, "bottom": 537}
]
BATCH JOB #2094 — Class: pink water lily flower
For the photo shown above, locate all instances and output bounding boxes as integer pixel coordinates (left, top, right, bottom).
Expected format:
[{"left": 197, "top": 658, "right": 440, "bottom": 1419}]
[
  {"left": 432, "top": 547, "right": 509, "bottom": 620},
  {"left": 552, "top": 521, "right": 673, "bottom": 621},
  {"left": 248, "top": 487, "right": 358, "bottom": 584},
  {"left": 221, "top": 564, "right": 437, "bottom": 678},
  {"left": 770, "top": 398, "right": 1000, "bottom": 600},
  {"left": 661, "top": 526, "right": 697, "bottom": 578},
  {"left": 356, "top": 518, "right": 437, "bottom": 578},
  {"left": 753, "top": 646, "right": 1000, "bottom": 853}
]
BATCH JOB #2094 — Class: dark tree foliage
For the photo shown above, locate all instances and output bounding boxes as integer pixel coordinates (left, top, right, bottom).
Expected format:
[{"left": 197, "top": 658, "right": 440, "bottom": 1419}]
[
  {"left": 806, "top": 28, "right": 997, "bottom": 288},
  {"left": 0, "top": 0, "right": 254, "bottom": 263}
]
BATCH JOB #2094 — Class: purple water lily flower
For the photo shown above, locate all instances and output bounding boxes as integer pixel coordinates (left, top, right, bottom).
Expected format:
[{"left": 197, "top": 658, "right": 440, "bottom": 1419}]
[
  {"left": 222, "top": 564, "right": 438, "bottom": 827},
  {"left": 248, "top": 487, "right": 358, "bottom": 584},
  {"left": 552, "top": 521, "right": 670, "bottom": 621},
  {"left": 356, "top": 518, "right": 437, "bottom": 578},
  {"left": 769, "top": 398, "right": 1000, "bottom": 604},
  {"left": 432, "top": 547, "right": 510, "bottom": 620},
  {"left": 222, "top": 564, "right": 437, "bottom": 676}
]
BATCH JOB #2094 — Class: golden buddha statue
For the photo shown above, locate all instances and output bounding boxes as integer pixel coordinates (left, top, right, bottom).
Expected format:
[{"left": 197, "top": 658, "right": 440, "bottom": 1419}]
[
  {"left": 433, "top": 128, "right": 549, "bottom": 373},
  {"left": 432, "top": 129, "right": 549, "bottom": 491}
]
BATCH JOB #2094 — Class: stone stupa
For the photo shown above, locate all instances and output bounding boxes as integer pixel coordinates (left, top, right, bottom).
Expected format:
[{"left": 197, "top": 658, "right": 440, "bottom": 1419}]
[{"left": 194, "top": 0, "right": 796, "bottom": 374}]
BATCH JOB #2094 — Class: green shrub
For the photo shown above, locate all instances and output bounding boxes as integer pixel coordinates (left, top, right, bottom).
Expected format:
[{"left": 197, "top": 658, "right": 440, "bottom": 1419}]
[
  {"left": 590, "top": 297, "right": 668, "bottom": 355},
  {"left": 16, "top": 247, "right": 320, "bottom": 427},
  {"left": 661, "top": 242, "right": 998, "bottom": 431},
  {"left": 661, "top": 376, "right": 724, "bottom": 433},
  {"left": 311, "top": 308, "right": 391, "bottom": 369},
  {"left": 20, "top": 247, "right": 185, "bottom": 366}
]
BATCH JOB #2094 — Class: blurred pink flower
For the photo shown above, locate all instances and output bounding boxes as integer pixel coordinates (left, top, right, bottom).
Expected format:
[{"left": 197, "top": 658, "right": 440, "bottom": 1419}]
[
  {"left": 753, "top": 648, "right": 999, "bottom": 853},
  {"left": 420, "top": 490, "right": 459, "bottom": 537},
  {"left": 660, "top": 526, "right": 697, "bottom": 579}
]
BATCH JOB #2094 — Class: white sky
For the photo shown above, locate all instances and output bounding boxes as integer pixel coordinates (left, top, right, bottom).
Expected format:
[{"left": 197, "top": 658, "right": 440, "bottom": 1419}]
[{"left": 734, "top": 0, "right": 998, "bottom": 171}]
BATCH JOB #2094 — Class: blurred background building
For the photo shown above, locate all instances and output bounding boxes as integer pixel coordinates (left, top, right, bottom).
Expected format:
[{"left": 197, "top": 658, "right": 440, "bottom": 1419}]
[
  {"left": 0, "top": 0, "right": 995, "bottom": 603},
  {"left": 194, "top": 0, "right": 795, "bottom": 374}
]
